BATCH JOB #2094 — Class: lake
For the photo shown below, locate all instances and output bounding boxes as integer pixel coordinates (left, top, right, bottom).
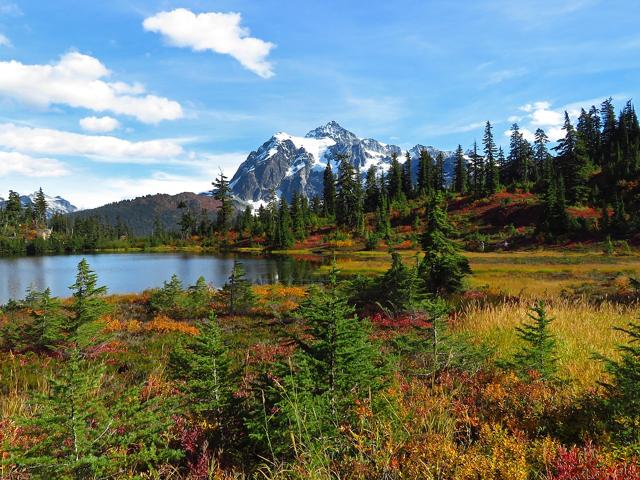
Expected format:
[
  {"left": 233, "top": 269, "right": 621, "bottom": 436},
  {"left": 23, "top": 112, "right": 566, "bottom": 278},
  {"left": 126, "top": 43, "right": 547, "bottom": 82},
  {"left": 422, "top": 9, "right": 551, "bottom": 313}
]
[{"left": 0, "top": 253, "right": 322, "bottom": 304}]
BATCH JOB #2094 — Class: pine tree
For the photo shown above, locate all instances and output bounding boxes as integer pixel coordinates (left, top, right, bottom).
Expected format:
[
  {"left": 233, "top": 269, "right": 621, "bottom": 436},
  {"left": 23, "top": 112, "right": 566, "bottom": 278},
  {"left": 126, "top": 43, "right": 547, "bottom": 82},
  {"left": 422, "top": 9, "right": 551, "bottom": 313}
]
[
  {"left": 274, "top": 267, "right": 385, "bottom": 448},
  {"left": 470, "top": 140, "right": 484, "bottom": 197},
  {"left": 508, "top": 302, "right": 558, "bottom": 381},
  {"left": 402, "top": 151, "right": 413, "bottom": 199},
  {"left": 555, "top": 112, "right": 592, "bottom": 204},
  {"left": 364, "top": 165, "right": 380, "bottom": 212},
  {"left": 290, "top": 191, "right": 306, "bottom": 240},
  {"left": 68, "top": 258, "right": 110, "bottom": 342},
  {"left": 599, "top": 322, "right": 640, "bottom": 444},
  {"left": 275, "top": 197, "right": 295, "bottom": 248},
  {"left": 453, "top": 145, "right": 467, "bottom": 194},
  {"left": 34, "top": 187, "right": 48, "bottom": 226},
  {"left": 417, "top": 148, "right": 433, "bottom": 196},
  {"left": 387, "top": 151, "right": 404, "bottom": 202},
  {"left": 419, "top": 193, "right": 470, "bottom": 294},
  {"left": 377, "top": 252, "right": 420, "bottom": 313},
  {"left": 221, "top": 260, "right": 255, "bottom": 314},
  {"left": 212, "top": 170, "right": 234, "bottom": 233},
  {"left": 10, "top": 261, "right": 177, "bottom": 478},
  {"left": 25, "top": 287, "right": 65, "bottom": 352},
  {"left": 434, "top": 151, "right": 446, "bottom": 192},
  {"left": 169, "top": 312, "right": 232, "bottom": 433},
  {"left": 483, "top": 122, "right": 500, "bottom": 194},
  {"left": 534, "top": 128, "right": 551, "bottom": 188},
  {"left": 322, "top": 162, "right": 336, "bottom": 217},
  {"left": 335, "top": 154, "right": 360, "bottom": 228}
]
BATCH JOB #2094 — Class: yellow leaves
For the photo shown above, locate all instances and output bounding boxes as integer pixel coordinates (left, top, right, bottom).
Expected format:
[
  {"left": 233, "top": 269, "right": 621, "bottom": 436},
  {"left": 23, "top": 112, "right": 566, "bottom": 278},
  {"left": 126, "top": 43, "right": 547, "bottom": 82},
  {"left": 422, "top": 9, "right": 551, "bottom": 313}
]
[
  {"left": 143, "top": 315, "right": 200, "bottom": 336},
  {"left": 251, "top": 284, "right": 307, "bottom": 316},
  {"left": 103, "top": 314, "right": 200, "bottom": 336}
]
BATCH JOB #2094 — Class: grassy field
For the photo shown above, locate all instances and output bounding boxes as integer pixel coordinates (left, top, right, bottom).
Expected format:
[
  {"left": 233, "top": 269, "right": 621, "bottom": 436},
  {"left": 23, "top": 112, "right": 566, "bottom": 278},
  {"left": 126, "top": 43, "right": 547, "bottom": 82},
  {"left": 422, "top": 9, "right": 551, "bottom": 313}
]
[{"left": 318, "top": 249, "right": 640, "bottom": 297}]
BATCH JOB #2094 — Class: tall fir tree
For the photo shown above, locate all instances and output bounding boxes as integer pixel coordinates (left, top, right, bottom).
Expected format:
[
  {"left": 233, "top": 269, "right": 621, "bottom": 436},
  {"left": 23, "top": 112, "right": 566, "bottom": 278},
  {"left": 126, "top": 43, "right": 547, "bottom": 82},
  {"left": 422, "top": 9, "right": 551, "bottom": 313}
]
[
  {"left": 402, "top": 151, "right": 413, "bottom": 199},
  {"left": 483, "top": 121, "right": 500, "bottom": 194},
  {"left": 417, "top": 148, "right": 434, "bottom": 196},
  {"left": 322, "top": 162, "right": 336, "bottom": 217},
  {"left": 34, "top": 187, "right": 48, "bottom": 226},
  {"left": 419, "top": 193, "right": 470, "bottom": 294},
  {"left": 453, "top": 145, "right": 467, "bottom": 194},
  {"left": 212, "top": 170, "right": 234, "bottom": 233}
]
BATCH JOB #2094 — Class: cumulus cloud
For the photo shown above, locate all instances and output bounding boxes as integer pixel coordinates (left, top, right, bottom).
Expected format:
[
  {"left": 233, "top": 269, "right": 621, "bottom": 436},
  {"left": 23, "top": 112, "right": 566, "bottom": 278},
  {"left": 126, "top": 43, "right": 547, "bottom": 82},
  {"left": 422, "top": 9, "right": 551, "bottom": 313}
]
[
  {"left": 143, "top": 8, "right": 275, "bottom": 78},
  {"left": 506, "top": 99, "right": 602, "bottom": 142},
  {"left": 0, "top": 33, "right": 10, "bottom": 47},
  {"left": 79, "top": 116, "right": 120, "bottom": 133},
  {"left": 0, "top": 123, "right": 184, "bottom": 161},
  {"left": 0, "top": 151, "right": 69, "bottom": 177},
  {"left": 0, "top": 52, "right": 183, "bottom": 123}
]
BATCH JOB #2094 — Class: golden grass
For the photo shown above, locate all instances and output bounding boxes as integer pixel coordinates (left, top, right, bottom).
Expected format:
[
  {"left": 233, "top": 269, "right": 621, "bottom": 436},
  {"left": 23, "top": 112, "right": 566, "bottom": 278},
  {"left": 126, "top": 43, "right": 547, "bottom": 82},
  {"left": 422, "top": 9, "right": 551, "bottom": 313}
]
[{"left": 456, "top": 298, "right": 637, "bottom": 389}]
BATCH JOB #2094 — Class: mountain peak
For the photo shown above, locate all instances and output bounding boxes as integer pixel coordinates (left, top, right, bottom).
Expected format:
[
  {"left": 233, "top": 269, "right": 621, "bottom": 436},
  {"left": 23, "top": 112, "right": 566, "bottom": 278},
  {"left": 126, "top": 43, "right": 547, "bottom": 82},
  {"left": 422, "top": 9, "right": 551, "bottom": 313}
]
[{"left": 305, "top": 121, "right": 357, "bottom": 143}]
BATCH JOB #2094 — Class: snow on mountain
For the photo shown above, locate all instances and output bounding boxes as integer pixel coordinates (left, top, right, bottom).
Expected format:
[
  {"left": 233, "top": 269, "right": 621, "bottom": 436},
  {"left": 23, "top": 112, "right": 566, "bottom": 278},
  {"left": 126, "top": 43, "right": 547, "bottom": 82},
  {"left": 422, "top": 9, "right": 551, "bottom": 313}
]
[
  {"left": 229, "top": 121, "right": 457, "bottom": 203},
  {"left": 0, "top": 192, "right": 78, "bottom": 217}
]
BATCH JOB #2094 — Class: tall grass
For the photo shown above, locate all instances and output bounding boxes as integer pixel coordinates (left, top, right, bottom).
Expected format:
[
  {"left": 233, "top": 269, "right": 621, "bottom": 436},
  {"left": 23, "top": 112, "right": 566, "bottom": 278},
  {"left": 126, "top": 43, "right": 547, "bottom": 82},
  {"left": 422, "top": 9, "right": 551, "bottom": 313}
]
[{"left": 457, "top": 297, "right": 636, "bottom": 388}]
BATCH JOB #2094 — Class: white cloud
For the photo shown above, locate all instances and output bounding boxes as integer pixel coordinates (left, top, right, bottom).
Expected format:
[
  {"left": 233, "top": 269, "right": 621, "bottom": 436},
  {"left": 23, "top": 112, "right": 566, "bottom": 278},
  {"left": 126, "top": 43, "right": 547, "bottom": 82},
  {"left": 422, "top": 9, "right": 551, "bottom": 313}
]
[
  {"left": 0, "top": 151, "right": 69, "bottom": 177},
  {"left": 0, "top": 2, "right": 21, "bottom": 16},
  {"left": 143, "top": 8, "right": 275, "bottom": 78},
  {"left": 0, "top": 33, "right": 10, "bottom": 47},
  {"left": 0, "top": 123, "right": 184, "bottom": 161},
  {"left": 79, "top": 116, "right": 120, "bottom": 133},
  {"left": 0, "top": 52, "right": 183, "bottom": 123}
]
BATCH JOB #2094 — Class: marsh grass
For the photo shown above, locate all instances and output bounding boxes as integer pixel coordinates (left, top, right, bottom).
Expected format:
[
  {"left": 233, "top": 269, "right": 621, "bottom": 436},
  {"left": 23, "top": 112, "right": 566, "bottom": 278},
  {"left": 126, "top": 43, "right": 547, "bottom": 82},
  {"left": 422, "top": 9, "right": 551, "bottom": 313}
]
[{"left": 456, "top": 297, "right": 636, "bottom": 388}]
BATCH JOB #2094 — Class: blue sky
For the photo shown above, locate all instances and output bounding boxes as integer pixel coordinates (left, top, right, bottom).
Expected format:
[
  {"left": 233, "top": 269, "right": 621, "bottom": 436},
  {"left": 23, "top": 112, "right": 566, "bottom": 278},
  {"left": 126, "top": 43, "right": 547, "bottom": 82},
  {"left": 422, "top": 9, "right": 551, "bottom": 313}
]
[{"left": 0, "top": 0, "right": 638, "bottom": 208}]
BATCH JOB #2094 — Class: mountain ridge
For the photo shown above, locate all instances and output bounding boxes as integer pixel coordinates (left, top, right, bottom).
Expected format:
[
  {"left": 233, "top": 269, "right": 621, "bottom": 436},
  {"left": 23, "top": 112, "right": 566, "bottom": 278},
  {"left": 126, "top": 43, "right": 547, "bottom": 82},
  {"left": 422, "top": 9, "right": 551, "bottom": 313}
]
[{"left": 229, "top": 121, "right": 457, "bottom": 204}]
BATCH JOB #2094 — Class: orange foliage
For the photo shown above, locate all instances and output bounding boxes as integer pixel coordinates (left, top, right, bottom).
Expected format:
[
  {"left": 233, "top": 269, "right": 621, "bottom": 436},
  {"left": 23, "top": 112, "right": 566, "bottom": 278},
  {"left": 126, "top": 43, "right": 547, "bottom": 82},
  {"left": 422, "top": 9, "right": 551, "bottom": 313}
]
[
  {"left": 251, "top": 284, "right": 307, "bottom": 316},
  {"left": 143, "top": 315, "right": 200, "bottom": 336}
]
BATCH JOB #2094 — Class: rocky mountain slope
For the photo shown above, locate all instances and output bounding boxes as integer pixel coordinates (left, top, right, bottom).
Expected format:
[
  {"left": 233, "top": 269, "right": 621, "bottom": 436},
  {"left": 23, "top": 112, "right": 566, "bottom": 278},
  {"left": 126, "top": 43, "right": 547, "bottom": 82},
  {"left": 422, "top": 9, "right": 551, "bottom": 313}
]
[{"left": 229, "top": 121, "right": 456, "bottom": 203}]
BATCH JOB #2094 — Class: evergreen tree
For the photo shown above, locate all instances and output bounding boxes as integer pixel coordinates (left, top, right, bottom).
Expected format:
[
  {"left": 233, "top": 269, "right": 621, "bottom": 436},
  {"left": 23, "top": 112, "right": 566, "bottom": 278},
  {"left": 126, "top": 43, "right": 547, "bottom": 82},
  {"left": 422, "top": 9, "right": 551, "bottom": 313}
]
[
  {"left": 453, "top": 145, "right": 467, "bottom": 194},
  {"left": 290, "top": 191, "right": 306, "bottom": 240},
  {"left": 212, "top": 170, "right": 234, "bottom": 233},
  {"left": 25, "top": 287, "right": 65, "bottom": 352},
  {"left": 470, "top": 140, "right": 484, "bottom": 197},
  {"left": 508, "top": 302, "right": 558, "bottom": 381},
  {"left": 68, "top": 258, "right": 110, "bottom": 341},
  {"left": 377, "top": 252, "right": 420, "bottom": 313},
  {"left": 387, "top": 151, "right": 404, "bottom": 202},
  {"left": 364, "top": 165, "right": 380, "bottom": 212},
  {"left": 599, "top": 321, "right": 640, "bottom": 444},
  {"left": 555, "top": 112, "right": 592, "bottom": 204},
  {"left": 273, "top": 267, "right": 385, "bottom": 449},
  {"left": 402, "top": 151, "right": 413, "bottom": 199},
  {"left": 322, "top": 162, "right": 336, "bottom": 217},
  {"left": 419, "top": 194, "right": 470, "bottom": 294},
  {"left": 534, "top": 128, "right": 551, "bottom": 188},
  {"left": 10, "top": 261, "right": 177, "bottom": 478},
  {"left": 497, "top": 146, "right": 507, "bottom": 185},
  {"left": 221, "top": 260, "right": 255, "bottom": 314},
  {"left": 169, "top": 312, "right": 232, "bottom": 436},
  {"left": 483, "top": 122, "right": 500, "bottom": 194},
  {"left": 434, "top": 151, "right": 446, "bottom": 192},
  {"left": 276, "top": 197, "right": 295, "bottom": 248},
  {"left": 34, "top": 187, "right": 48, "bottom": 226},
  {"left": 335, "top": 154, "right": 361, "bottom": 228},
  {"left": 417, "top": 148, "right": 434, "bottom": 196}
]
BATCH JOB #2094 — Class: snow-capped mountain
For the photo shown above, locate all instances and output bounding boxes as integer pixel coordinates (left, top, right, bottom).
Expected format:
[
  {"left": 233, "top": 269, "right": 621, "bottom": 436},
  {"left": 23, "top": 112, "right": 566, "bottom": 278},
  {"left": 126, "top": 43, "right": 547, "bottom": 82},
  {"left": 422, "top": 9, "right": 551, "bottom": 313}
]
[
  {"left": 0, "top": 192, "right": 78, "bottom": 217},
  {"left": 229, "top": 121, "right": 457, "bottom": 203}
]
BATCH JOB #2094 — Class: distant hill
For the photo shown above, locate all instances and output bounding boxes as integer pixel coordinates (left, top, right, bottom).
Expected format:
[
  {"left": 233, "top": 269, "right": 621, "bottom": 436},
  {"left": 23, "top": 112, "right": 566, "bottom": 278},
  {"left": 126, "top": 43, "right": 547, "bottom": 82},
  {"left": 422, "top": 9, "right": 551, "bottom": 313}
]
[{"left": 67, "top": 192, "right": 222, "bottom": 237}]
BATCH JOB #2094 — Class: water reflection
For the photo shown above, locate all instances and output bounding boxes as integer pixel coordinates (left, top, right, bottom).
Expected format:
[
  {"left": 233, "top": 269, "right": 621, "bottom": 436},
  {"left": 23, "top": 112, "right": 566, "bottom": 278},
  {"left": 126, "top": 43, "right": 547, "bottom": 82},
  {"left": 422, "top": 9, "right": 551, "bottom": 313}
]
[{"left": 0, "top": 253, "right": 323, "bottom": 304}]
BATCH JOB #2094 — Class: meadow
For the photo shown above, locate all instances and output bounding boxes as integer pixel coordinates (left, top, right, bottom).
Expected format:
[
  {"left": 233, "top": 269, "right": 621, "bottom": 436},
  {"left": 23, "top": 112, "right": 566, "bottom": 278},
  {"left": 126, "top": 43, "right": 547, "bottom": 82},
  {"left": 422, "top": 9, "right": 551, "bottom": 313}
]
[{"left": 1, "top": 249, "right": 639, "bottom": 479}]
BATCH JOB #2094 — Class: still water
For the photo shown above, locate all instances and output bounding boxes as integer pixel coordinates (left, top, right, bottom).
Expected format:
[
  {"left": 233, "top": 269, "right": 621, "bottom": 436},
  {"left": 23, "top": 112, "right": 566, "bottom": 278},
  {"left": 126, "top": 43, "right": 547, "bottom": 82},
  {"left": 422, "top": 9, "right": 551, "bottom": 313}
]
[{"left": 0, "top": 253, "right": 321, "bottom": 304}]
